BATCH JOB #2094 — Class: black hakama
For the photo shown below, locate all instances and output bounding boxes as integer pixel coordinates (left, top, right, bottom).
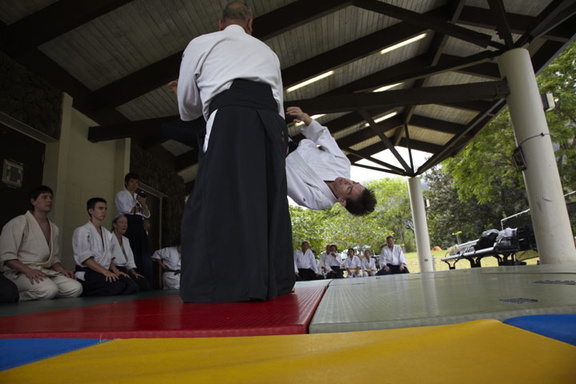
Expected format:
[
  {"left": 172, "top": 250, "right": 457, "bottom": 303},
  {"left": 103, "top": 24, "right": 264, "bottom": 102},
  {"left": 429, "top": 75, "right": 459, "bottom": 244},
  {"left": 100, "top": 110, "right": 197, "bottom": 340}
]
[{"left": 180, "top": 80, "right": 294, "bottom": 302}]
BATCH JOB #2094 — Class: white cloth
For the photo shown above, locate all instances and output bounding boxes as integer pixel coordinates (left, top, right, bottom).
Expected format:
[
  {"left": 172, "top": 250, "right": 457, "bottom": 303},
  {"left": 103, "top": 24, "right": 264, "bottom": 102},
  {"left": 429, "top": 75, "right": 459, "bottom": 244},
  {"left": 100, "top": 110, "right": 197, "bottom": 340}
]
[
  {"left": 0, "top": 211, "right": 61, "bottom": 274},
  {"left": 72, "top": 221, "right": 113, "bottom": 280},
  {"left": 0, "top": 211, "right": 82, "bottom": 300},
  {"left": 361, "top": 257, "right": 377, "bottom": 276},
  {"left": 115, "top": 189, "right": 150, "bottom": 218},
  {"left": 344, "top": 255, "right": 362, "bottom": 277},
  {"left": 286, "top": 120, "right": 351, "bottom": 210},
  {"left": 177, "top": 24, "right": 284, "bottom": 152},
  {"left": 379, "top": 244, "right": 407, "bottom": 266},
  {"left": 152, "top": 247, "right": 181, "bottom": 290},
  {"left": 294, "top": 249, "right": 318, "bottom": 274},
  {"left": 325, "top": 252, "right": 343, "bottom": 268},
  {"left": 110, "top": 235, "right": 137, "bottom": 270}
]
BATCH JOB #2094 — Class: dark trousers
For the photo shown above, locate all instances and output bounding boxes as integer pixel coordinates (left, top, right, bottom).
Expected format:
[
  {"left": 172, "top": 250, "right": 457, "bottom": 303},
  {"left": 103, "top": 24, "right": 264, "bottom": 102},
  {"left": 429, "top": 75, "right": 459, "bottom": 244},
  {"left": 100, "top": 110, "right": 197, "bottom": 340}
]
[
  {"left": 326, "top": 266, "right": 344, "bottom": 279},
  {"left": 376, "top": 264, "right": 410, "bottom": 275},
  {"left": 117, "top": 266, "right": 150, "bottom": 291},
  {"left": 180, "top": 80, "right": 294, "bottom": 303},
  {"left": 0, "top": 274, "right": 19, "bottom": 303},
  {"left": 124, "top": 214, "right": 153, "bottom": 285},
  {"left": 298, "top": 268, "right": 319, "bottom": 281},
  {"left": 79, "top": 269, "right": 139, "bottom": 297}
]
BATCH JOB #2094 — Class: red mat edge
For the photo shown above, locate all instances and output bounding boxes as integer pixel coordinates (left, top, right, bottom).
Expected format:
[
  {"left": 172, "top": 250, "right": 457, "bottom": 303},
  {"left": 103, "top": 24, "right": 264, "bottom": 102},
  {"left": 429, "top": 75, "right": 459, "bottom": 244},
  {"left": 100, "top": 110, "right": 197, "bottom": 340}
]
[{"left": 0, "top": 285, "right": 328, "bottom": 339}]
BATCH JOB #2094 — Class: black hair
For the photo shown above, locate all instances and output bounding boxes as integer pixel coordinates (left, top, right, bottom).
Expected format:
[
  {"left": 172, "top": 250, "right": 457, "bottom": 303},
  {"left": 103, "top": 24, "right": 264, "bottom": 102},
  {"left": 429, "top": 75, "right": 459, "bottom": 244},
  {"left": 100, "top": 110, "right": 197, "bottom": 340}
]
[
  {"left": 345, "top": 187, "right": 376, "bottom": 216},
  {"left": 86, "top": 197, "right": 107, "bottom": 215},
  {"left": 30, "top": 185, "right": 53, "bottom": 201},
  {"left": 124, "top": 172, "right": 139, "bottom": 185}
]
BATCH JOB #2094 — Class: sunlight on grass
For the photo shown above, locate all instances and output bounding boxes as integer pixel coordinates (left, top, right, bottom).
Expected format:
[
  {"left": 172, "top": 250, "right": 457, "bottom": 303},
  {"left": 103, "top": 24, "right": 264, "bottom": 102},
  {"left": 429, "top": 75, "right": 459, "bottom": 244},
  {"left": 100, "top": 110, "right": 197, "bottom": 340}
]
[{"left": 405, "top": 250, "right": 539, "bottom": 273}]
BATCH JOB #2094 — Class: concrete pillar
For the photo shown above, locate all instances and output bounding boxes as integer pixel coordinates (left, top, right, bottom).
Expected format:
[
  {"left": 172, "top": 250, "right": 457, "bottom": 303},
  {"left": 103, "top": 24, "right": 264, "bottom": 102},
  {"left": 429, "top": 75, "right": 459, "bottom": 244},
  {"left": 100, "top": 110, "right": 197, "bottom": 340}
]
[
  {"left": 499, "top": 48, "right": 576, "bottom": 264},
  {"left": 408, "top": 177, "right": 435, "bottom": 272}
]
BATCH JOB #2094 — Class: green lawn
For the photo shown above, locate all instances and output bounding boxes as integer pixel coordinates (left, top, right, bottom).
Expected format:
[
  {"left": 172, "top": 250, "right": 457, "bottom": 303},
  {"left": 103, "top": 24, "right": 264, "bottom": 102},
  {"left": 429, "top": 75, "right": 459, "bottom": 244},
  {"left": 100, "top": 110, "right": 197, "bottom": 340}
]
[{"left": 405, "top": 250, "right": 539, "bottom": 273}]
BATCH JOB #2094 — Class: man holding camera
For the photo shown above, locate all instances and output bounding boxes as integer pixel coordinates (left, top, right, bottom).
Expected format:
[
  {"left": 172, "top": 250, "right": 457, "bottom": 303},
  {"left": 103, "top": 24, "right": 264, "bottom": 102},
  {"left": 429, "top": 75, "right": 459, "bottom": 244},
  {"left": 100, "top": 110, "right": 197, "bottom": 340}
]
[{"left": 114, "top": 172, "right": 153, "bottom": 285}]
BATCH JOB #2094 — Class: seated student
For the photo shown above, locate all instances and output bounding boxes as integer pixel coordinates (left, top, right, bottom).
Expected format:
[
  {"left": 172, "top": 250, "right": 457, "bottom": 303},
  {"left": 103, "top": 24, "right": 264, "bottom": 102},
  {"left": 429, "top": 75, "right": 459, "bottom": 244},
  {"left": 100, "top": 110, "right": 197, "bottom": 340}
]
[
  {"left": 73, "top": 197, "right": 139, "bottom": 296},
  {"left": 343, "top": 248, "right": 362, "bottom": 278},
  {"left": 152, "top": 245, "right": 181, "bottom": 290},
  {"left": 0, "top": 185, "right": 82, "bottom": 301},
  {"left": 285, "top": 106, "right": 376, "bottom": 216},
  {"left": 110, "top": 214, "right": 150, "bottom": 291},
  {"left": 0, "top": 273, "right": 19, "bottom": 303},
  {"left": 361, "top": 249, "right": 377, "bottom": 277},
  {"left": 325, "top": 244, "right": 344, "bottom": 279},
  {"left": 294, "top": 241, "right": 321, "bottom": 281},
  {"left": 376, "top": 236, "right": 409, "bottom": 275}
]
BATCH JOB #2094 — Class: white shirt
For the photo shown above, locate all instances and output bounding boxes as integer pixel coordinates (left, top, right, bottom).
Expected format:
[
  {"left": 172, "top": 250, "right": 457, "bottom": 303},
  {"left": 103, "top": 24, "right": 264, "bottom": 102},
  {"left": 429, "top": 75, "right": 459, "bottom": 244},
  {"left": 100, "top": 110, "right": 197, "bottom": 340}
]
[
  {"left": 361, "top": 257, "right": 377, "bottom": 273},
  {"left": 115, "top": 189, "right": 150, "bottom": 218},
  {"left": 344, "top": 255, "right": 362, "bottom": 270},
  {"left": 0, "top": 211, "right": 61, "bottom": 276},
  {"left": 286, "top": 120, "right": 351, "bottom": 210},
  {"left": 177, "top": 24, "right": 284, "bottom": 151},
  {"left": 152, "top": 247, "right": 181, "bottom": 272},
  {"left": 325, "top": 252, "right": 343, "bottom": 268},
  {"left": 72, "top": 221, "right": 113, "bottom": 269},
  {"left": 294, "top": 249, "right": 318, "bottom": 274},
  {"left": 379, "top": 244, "right": 407, "bottom": 266},
  {"left": 110, "top": 234, "right": 137, "bottom": 270}
]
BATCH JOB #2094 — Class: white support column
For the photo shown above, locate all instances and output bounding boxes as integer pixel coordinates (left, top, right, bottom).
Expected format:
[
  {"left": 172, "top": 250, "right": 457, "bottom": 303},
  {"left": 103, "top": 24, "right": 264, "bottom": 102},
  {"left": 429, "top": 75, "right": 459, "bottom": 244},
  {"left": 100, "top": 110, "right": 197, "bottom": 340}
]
[
  {"left": 408, "top": 177, "right": 435, "bottom": 272},
  {"left": 499, "top": 48, "right": 576, "bottom": 264}
]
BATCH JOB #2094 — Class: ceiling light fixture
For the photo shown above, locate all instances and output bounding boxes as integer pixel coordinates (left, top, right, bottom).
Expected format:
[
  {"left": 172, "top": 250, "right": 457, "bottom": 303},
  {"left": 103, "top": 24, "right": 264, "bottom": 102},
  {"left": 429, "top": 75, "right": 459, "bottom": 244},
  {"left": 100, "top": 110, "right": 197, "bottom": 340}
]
[
  {"left": 295, "top": 114, "right": 326, "bottom": 126},
  {"left": 380, "top": 33, "right": 427, "bottom": 55},
  {"left": 364, "top": 111, "right": 398, "bottom": 127},
  {"left": 373, "top": 83, "right": 402, "bottom": 93},
  {"left": 287, "top": 71, "right": 334, "bottom": 92}
]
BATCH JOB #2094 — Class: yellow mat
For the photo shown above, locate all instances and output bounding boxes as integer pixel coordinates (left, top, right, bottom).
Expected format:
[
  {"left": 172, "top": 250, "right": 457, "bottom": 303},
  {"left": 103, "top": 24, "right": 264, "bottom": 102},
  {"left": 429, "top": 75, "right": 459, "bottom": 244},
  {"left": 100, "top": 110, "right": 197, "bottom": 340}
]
[{"left": 2, "top": 319, "right": 575, "bottom": 383}]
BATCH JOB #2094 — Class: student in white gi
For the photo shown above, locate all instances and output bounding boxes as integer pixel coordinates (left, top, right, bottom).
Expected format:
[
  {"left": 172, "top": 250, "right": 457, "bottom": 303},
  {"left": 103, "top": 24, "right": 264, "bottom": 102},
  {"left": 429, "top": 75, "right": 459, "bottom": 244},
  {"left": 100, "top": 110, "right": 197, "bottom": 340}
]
[
  {"left": 73, "top": 198, "right": 139, "bottom": 296},
  {"left": 110, "top": 214, "right": 150, "bottom": 291},
  {"left": 0, "top": 185, "right": 82, "bottom": 301},
  {"left": 114, "top": 172, "right": 152, "bottom": 285},
  {"left": 285, "top": 107, "right": 376, "bottom": 216},
  {"left": 325, "top": 244, "right": 344, "bottom": 279},
  {"left": 294, "top": 241, "right": 320, "bottom": 281},
  {"left": 152, "top": 245, "right": 181, "bottom": 290},
  {"left": 361, "top": 249, "right": 377, "bottom": 277},
  {"left": 344, "top": 248, "right": 362, "bottom": 278},
  {"left": 376, "top": 236, "right": 409, "bottom": 275}
]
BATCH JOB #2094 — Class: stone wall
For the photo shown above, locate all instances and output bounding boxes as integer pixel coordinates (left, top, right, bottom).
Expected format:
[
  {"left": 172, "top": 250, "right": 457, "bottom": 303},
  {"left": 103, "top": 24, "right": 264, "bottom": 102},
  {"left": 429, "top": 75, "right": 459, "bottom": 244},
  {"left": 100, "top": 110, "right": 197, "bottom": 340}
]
[
  {"left": 130, "top": 143, "right": 186, "bottom": 247},
  {"left": 0, "top": 52, "right": 62, "bottom": 138}
]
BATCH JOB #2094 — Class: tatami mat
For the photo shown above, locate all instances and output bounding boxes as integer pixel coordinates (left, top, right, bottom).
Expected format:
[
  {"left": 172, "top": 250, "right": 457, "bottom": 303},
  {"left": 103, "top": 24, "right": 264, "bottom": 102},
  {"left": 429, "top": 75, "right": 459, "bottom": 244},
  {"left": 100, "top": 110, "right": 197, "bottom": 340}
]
[
  {"left": 1, "top": 319, "right": 575, "bottom": 383},
  {"left": 310, "top": 265, "right": 576, "bottom": 333},
  {"left": 0, "top": 282, "right": 327, "bottom": 339}
]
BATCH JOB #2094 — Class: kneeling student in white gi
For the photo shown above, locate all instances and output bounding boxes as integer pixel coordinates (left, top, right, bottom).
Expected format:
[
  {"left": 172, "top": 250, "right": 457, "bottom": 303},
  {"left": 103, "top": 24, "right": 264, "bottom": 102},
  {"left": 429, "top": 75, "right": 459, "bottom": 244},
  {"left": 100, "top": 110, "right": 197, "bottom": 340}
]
[
  {"left": 110, "top": 214, "right": 150, "bottom": 291},
  {"left": 0, "top": 185, "right": 82, "bottom": 301},
  {"left": 73, "top": 198, "right": 138, "bottom": 296},
  {"left": 152, "top": 245, "right": 181, "bottom": 290},
  {"left": 344, "top": 248, "right": 362, "bottom": 278},
  {"left": 361, "top": 249, "right": 377, "bottom": 277}
]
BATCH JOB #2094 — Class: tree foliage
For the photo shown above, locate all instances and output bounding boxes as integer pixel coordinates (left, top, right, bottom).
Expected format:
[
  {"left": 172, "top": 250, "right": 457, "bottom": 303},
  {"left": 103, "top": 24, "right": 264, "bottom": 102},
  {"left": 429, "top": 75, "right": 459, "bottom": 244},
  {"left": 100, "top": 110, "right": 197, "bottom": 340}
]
[{"left": 289, "top": 177, "right": 414, "bottom": 253}]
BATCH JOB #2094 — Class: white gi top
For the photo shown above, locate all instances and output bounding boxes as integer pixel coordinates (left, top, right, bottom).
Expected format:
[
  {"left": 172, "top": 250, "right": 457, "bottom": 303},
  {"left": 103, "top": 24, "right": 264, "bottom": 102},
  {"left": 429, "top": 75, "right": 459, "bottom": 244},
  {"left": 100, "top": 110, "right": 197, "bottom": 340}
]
[
  {"left": 151, "top": 247, "right": 181, "bottom": 272},
  {"left": 294, "top": 249, "right": 319, "bottom": 274},
  {"left": 115, "top": 189, "right": 150, "bottom": 218},
  {"left": 0, "top": 211, "right": 62, "bottom": 277},
  {"left": 177, "top": 24, "right": 284, "bottom": 151},
  {"left": 110, "top": 234, "right": 137, "bottom": 270},
  {"left": 72, "top": 221, "right": 113, "bottom": 272},
  {"left": 361, "top": 257, "right": 377, "bottom": 273},
  {"left": 325, "top": 252, "right": 343, "bottom": 268},
  {"left": 286, "top": 120, "right": 351, "bottom": 210},
  {"left": 379, "top": 244, "right": 407, "bottom": 266},
  {"left": 344, "top": 255, "right": 362, "bottom": 270}
]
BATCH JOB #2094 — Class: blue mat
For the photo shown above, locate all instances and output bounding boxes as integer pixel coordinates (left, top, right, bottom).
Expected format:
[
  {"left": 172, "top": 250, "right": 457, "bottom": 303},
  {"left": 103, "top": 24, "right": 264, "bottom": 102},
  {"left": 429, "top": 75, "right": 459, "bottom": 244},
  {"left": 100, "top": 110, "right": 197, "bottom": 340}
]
[
  {"left": 0, "top": 338, "right": 107, "bottom": 371},
  {"left": 504, "top": 314, "right": 576, "bottom": 345}
]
